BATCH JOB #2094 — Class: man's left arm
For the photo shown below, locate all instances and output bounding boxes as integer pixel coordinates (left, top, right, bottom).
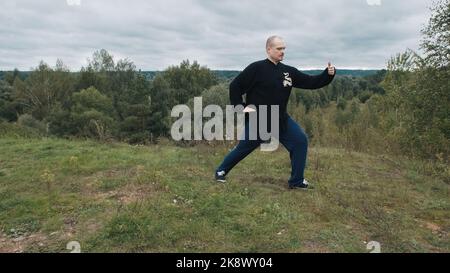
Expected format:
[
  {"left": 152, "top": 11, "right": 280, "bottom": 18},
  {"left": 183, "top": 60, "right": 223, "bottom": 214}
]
[{"left": 291, "top": 62, "right": 336, "bottom": 89}]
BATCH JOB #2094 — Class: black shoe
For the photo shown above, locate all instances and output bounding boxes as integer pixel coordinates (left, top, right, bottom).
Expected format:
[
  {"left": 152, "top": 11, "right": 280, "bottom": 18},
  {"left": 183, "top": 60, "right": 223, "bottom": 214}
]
[
  {"left": 289, "top": 179, "right": 312, "bottom": 190},
  {"left": 215, "top": 170, "right": 227, "bottom": 183}
]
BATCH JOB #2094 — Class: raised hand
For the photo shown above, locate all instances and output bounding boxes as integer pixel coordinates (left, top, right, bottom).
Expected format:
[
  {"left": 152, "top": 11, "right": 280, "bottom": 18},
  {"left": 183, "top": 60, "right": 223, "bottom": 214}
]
[{"left": 328, "top": 62, "right": 336, "bottom": 76}]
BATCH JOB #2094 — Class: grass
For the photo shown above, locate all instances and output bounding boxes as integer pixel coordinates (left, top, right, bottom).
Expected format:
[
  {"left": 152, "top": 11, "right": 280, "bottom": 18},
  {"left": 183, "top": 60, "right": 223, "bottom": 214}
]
[{"left": 0, "top": 136, "right": 448, "bottom": 253}]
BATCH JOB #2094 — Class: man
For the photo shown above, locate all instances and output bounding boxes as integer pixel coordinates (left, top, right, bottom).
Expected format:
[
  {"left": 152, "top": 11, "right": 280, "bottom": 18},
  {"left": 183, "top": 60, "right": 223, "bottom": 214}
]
[{"left": 215, "top": 35, "right": 336, "bottom": 190}]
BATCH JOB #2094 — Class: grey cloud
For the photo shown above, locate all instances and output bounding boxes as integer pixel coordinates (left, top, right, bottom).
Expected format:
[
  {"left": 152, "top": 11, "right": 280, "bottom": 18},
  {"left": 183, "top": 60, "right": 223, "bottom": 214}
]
[{"left": 0, "top": 0, "right": 433, "bottom": 71}]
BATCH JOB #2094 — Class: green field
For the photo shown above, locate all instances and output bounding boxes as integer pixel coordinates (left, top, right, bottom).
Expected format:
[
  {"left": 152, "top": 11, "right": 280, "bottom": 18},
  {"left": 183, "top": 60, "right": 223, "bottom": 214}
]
[{"left": 0, "top": 136, "right": 448, "bottom": 253}]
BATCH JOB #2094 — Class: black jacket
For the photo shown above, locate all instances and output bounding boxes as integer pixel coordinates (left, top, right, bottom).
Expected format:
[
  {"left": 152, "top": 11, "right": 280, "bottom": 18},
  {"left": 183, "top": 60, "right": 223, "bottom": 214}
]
[{"left": 230, "top": 58, "right": 335, "bottom": 131}]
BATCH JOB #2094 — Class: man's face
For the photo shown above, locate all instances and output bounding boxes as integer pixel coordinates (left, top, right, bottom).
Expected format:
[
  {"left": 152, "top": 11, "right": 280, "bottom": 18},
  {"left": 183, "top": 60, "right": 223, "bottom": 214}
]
[{"left": 267, "top": 38, "right": 286, "bottom": 62}]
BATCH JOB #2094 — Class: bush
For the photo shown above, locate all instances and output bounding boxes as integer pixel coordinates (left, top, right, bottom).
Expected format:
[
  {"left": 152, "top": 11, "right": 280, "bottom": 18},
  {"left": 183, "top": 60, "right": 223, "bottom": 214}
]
[
  {"left": 0, "top": 119, "right": 43, "bottom": 138},
  {"left": 17, "top": 114, "right": 47, "bottom": 135},
  {"left": 358, "top": 91, "right": 372, "bottom": 103}
]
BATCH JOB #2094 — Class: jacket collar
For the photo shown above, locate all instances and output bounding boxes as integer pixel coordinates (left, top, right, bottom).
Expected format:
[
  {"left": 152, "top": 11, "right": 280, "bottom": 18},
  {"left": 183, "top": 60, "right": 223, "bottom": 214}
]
[{"left": 265, "top": 58, "right": 281, "bottom": 67}]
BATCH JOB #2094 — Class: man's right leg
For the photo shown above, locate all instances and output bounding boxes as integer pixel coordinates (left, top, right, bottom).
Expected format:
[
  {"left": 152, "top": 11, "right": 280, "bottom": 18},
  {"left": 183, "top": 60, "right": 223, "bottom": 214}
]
[{"left": 215, "top": 123, "right": 262, "bottom": 180}]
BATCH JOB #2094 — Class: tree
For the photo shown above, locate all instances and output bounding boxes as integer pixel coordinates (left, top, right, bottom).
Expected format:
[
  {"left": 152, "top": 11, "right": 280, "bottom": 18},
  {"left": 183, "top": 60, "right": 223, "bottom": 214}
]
[
  {"left": 147, "top": 75, "right": 173, "bottom": 138},
  {"left": 76, "top": 49, "right": 161, "bottom": 142},
  {"left": 12, "top": 60, "right": 75, "bottom": 120},
  {"left": 0, "top": 80, "right": 19, "bottom": 121},
  {"left": 198, "top": 83, "right": 229, "bottom": 109},
  {"left": 161, "top": 59, "right": 218, "bottom": 105},
  {"left": 77, "top": 49, "right": 115, "bottom": 97},
  {"left": 70, "top": 87, "right": 114, "bottom": 139},
  {"left": 421, "top": 0, "right": 450, "bottom": 68},
  {"left": 378, "top": 0, "right": 450, "bottom": 159},
  {"left": 4, "top": 69, "right": 20, "bottom": 86}
]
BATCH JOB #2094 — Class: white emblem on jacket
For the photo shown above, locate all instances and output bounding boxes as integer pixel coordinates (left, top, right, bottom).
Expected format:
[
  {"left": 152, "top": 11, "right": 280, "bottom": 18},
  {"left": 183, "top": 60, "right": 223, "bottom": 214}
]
[{"left": 283, "top": 72, "right": 292, "bottom": 87}]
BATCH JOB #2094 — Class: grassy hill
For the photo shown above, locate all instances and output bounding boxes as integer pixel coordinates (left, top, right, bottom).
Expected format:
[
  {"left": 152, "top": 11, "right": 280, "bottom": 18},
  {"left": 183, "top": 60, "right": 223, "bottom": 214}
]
[{"left": 0, "top": 136, "right": 448, "bottom": 253}]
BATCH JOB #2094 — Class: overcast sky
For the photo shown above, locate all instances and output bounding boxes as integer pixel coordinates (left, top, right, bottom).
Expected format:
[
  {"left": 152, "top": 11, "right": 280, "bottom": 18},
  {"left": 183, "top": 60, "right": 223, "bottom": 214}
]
[{"left": 0, "top": 0, "right": 433, "bottom": 71}]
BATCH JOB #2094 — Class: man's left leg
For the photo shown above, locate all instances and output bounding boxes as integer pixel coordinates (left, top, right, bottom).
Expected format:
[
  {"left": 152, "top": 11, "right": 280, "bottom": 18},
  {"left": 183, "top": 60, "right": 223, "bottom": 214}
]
[{"left": 279, "top": 116, "right": 309, "bottom": 187}]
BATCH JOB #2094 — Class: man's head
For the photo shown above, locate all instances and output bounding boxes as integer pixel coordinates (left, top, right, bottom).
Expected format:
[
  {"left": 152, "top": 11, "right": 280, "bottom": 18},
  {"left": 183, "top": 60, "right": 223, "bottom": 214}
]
[{"left": 266, "top": 35, "right": 286, "bottom": 63}]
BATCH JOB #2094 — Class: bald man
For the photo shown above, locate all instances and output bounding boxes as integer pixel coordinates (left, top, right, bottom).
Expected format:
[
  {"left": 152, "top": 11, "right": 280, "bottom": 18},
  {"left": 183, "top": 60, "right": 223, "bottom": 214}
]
[{"left": 215, "top": 35, "right": 336, "bottom": 189}]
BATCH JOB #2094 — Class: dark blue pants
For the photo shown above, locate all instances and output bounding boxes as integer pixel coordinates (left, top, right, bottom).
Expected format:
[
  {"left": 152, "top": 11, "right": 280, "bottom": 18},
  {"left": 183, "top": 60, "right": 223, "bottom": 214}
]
[{"left": 216, "top": 115, "right": 309, "bottom": 187}]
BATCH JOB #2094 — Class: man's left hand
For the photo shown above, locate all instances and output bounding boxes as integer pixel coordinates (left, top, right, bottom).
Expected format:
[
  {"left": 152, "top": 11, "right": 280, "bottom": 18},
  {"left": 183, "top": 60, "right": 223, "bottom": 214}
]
[{"left": 328, "top": 62, "right": 335, "bottom": 76}]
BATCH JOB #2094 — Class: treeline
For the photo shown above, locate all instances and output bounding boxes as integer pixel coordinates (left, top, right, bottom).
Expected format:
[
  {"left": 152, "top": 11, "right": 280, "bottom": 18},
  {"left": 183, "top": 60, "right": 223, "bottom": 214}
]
[
  {"left": 291, "top": 70, "right": 386, "bottom": 112},
  {"left": 0, "top": 51, "right": 384, "bottom": 142},
  {"left": 0, "top": 50, "right": 446, "bottom": 161},
  {"left": 0, "top": 52, "right": 218, "bottom": 143}
]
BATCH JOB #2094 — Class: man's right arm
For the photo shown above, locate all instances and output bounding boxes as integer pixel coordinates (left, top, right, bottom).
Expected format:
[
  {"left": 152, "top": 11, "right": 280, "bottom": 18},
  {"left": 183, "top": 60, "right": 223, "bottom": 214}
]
[{"left": 230, "top": 62, "right": 257, "bottom": 108}]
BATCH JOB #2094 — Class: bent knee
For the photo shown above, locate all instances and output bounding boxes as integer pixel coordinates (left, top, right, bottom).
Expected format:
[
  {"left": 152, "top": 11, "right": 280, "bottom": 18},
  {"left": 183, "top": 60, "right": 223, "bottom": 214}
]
[{"left": 296, "top": 131, "right": 309, "bottom": 146}]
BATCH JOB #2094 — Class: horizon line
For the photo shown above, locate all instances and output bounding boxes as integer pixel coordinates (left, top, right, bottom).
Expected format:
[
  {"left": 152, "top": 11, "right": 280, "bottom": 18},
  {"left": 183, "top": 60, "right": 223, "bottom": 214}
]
[{"left": 0, "top": 67, "right": 386, "bottom": 72}]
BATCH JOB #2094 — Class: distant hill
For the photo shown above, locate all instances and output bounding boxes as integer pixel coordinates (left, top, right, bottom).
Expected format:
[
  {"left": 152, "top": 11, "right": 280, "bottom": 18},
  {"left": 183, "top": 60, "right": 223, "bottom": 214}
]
[
  {"left": 211, "top": 69, "right": 381, "bottom": 81},
  {"left": 0, "top": 71, "right": 31, "bottom": 81},
  {"left": 0, "top": 69, "right": 381, "bottom": 82}
]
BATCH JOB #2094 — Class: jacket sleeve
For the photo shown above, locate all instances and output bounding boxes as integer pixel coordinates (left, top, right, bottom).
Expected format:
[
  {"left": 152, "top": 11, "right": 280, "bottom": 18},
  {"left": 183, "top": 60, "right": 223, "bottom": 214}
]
[
  {"left": 229, "top": 62, "right": 257, "bottom": 107},
  {"left": 291, "top": 67, "right": 336, "bottom": 89}
]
